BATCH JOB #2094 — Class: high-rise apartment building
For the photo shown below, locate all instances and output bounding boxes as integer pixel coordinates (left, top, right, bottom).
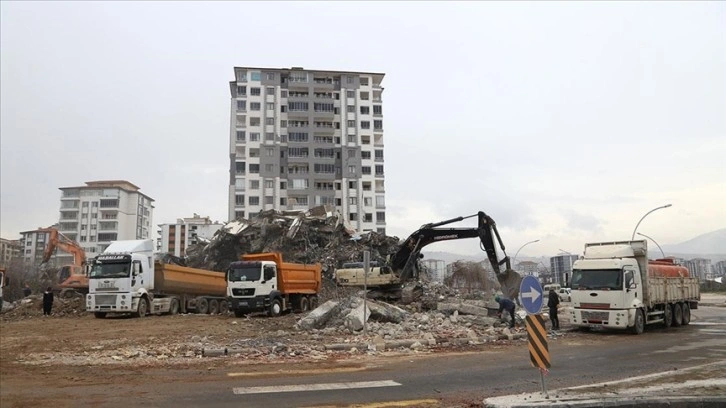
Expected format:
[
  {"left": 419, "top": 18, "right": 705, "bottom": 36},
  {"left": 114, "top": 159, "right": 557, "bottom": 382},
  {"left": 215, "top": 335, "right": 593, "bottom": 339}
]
[
  {"left": 228, "top": 67, "right": 386, "bottom": 234},
  {"left": 19, "top": 226, "right": 56, "bottom": 266},
  {"left": 158, "top": 214, "right": 224, "bottom": 257},
  {"left": 56, "top": 180, "right": 154, "bottom": 262},
  {"left": 0, "top": 237, "right": 21, "bottom": 268}
]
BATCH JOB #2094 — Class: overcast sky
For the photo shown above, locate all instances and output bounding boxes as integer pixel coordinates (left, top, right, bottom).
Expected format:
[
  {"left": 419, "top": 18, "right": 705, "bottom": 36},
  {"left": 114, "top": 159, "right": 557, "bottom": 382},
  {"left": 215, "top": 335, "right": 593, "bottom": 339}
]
[{"left": 1, "top": 1, "right": 724, "bottom": 258}]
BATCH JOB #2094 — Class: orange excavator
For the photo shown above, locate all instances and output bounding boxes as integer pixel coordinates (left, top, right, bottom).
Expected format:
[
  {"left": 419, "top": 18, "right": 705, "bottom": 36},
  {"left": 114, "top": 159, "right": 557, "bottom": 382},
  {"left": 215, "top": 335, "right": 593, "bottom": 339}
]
[{"left": 40, "top": 228, "right": 90, "bottom": 297}]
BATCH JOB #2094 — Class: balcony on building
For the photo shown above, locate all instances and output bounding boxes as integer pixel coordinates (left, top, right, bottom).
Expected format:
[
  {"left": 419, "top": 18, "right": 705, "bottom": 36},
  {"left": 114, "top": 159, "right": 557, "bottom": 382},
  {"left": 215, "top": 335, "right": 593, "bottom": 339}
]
[{"left": 99, "top": 199, "right": 119, "bottom": 209}]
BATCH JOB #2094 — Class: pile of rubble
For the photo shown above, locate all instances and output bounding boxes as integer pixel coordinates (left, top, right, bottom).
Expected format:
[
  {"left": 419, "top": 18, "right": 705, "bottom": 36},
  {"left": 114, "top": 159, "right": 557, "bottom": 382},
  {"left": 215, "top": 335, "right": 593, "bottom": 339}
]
[
  {"left": 1, "top": 294, "right": 86, "bottom": 320},
  {"left": 184, "top": 205, "right": 401, "bottom": 275}
]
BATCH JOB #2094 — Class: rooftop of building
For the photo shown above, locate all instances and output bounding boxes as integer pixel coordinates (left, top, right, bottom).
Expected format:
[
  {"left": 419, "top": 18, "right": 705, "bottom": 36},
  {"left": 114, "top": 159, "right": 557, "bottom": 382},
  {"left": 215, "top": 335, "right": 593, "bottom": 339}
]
[
  {"left": 234, "top": 66, "right": 385, "bottom": 77},
  {"left": 58, "top": 180, "right": 155, "bottom": 201}
]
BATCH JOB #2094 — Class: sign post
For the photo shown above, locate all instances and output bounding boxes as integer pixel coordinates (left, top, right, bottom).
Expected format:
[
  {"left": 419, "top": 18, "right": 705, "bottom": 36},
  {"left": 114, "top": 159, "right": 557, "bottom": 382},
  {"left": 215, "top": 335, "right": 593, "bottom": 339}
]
[{"left": 520, "top": 276, "right": 550, "bottom": 398}]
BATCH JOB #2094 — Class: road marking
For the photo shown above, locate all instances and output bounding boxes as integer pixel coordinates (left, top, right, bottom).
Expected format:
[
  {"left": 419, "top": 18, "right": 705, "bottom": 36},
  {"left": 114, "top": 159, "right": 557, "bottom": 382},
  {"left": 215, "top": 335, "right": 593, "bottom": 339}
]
[
  {"left": 232, "top": 380, "right": 401, "bottom": 395},
  {"left": 228, "top": 366, "right": 366, "bottom": 377}
]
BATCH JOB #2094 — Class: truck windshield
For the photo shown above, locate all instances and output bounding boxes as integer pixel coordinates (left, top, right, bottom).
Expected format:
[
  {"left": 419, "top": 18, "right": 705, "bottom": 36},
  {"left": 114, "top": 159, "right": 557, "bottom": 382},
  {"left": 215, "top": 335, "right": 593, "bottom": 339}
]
[
  {"left": 571, "top": 269, "right": 622, "bottom": 290},
  {"left": 227, "top": 266, "right": 261, "bottom": 282},
  {"left": 89, "top": 261, "right": 131, "bottom": 279}
]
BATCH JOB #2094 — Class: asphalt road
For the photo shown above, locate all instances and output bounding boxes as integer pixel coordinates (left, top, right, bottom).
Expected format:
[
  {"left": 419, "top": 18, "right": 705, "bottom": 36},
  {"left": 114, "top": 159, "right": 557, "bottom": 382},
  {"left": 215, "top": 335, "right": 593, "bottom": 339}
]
[{"left": 127, "top": 304, "right": 725, "bottom": 408}]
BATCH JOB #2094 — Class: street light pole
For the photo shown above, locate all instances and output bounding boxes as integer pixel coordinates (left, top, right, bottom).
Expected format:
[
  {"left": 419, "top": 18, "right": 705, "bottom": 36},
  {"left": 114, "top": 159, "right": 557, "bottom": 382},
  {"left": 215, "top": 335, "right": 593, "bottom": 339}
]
[
  {"left": 631, "top": 204, "right": 672, "bottom": 240},
  {"left": 513, "top": 239, "right": 540, "bottom": 264},
  {"left": 637, "top": 232, "right": 666, "bottom": 258}
]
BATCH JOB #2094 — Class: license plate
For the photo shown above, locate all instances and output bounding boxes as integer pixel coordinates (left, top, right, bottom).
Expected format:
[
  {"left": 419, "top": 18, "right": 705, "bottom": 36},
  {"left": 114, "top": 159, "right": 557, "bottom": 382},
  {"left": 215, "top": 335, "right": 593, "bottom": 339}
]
[{"left": 239, "top": 301, "right": 248, "bottom": 306}]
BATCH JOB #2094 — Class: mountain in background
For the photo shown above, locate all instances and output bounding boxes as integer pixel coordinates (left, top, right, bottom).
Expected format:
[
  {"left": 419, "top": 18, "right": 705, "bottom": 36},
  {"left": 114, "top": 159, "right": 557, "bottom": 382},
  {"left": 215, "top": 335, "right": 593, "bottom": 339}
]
[{"left": 421, "top": 228, "right": 726, "bottom": 265}]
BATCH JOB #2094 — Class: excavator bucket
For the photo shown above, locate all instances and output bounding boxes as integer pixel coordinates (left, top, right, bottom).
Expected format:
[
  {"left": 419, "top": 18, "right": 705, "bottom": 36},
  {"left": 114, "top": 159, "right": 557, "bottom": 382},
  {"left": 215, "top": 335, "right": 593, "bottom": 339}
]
[{"left": 497, "top": 269, "right": 523, "bottom": 300}]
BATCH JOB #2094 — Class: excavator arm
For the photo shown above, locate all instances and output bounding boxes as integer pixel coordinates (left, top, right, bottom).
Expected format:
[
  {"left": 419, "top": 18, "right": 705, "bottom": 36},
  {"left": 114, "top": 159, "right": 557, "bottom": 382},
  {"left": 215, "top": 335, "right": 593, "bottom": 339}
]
[
  {"left": 40, "top": 228, "right": 89, "bottom": 293},
  {"left": 390, "top": 211, "right": 522, "bottom": 300}
]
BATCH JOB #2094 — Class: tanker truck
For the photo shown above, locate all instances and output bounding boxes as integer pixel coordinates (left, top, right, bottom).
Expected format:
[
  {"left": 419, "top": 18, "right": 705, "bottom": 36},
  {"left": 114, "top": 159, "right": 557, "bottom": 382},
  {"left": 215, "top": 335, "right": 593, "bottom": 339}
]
[
  {"left": 227, "top": 252, "right": 321, "bottom": 317},
  {"left": 569, "top": 240, "right": 700, "bottom": 334},
  {"left": 86, "top": 240, "right": 227, "bottom": 318}
]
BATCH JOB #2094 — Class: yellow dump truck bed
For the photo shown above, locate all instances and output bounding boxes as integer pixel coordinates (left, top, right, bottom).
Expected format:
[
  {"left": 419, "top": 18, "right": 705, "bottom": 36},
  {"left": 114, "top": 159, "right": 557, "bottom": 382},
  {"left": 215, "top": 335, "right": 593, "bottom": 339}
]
[{"left": 153, "top": 262, "right": 226, "bottom": 297}]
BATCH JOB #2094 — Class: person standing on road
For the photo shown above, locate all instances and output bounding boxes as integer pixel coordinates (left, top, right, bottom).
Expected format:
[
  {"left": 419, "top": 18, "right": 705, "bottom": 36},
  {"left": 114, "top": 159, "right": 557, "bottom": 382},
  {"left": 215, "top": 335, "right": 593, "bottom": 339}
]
[
  {"left": 548, "top": 288, "right": 560, "bottom": 330},
  {"left": 42, "top": 286, "right": 54, "bottom": 316},
  {"left": 495, "top": 295, "right": 517, "bottom": 328}
]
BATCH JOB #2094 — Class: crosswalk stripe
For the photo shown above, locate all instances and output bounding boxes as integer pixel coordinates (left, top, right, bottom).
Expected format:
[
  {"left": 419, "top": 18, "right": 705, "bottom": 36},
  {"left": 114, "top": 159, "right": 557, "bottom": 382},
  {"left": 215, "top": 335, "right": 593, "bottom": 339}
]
[{"left": 232, "top": 380, "right": 401, "bottom": 395}]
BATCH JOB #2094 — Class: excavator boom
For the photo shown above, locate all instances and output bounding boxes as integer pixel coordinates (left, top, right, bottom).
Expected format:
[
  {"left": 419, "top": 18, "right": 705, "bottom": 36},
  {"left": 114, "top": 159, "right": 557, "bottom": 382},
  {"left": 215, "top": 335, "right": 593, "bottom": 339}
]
[{"left": 40, "top": 228, "right": 89, "bottom": 295}]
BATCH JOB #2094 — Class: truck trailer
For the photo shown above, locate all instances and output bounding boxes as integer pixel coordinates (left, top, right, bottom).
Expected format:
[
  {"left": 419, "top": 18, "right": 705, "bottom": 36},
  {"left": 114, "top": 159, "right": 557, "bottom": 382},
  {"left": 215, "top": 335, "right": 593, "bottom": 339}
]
[
  {"left": 569, "top": 240, "right": 700, "bottom": 334},
  {"left": 86, "top": 240, "right": 227, "bottom": 318},
  {"left": 226, "top": 252, "right": 321, "bottom": 317}
]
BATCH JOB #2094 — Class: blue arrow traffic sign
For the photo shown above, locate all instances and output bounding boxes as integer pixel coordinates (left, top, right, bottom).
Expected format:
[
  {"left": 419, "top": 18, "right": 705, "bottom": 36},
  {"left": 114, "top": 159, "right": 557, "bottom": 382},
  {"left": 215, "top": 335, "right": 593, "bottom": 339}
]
[{"left": 519, "top": 275, "right": 544, "bottom": 315}]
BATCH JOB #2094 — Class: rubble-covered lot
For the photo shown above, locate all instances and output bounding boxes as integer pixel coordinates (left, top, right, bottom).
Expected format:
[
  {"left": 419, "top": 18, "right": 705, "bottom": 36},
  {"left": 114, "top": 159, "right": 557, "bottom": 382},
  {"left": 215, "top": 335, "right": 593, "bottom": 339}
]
[{"left": 1, "top": 291, "right": 561, "bottom": 368}]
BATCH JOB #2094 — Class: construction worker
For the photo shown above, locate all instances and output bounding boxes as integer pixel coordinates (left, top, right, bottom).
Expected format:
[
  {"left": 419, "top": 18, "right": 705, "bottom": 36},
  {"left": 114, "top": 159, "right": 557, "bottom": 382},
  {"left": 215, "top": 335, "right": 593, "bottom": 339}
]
[
  {"left": 548, "top": 288, "right": 560, "bottom": 330},
  {"left": 495, "top": 295, "right": 516, "bottom": 328},
  {"left": 42, "top": 287, "right": 54, "bottom": 316}
]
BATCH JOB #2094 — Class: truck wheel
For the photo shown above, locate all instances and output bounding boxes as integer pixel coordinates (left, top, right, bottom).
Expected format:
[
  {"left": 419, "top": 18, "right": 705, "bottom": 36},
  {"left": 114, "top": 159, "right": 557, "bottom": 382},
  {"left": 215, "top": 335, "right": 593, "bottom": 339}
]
[
  {"left": 268, "top": 299, "right": 282, "bottom": 317},
  {"left": 94, "top": 312, "right": 107, "bottom": 319},
  {"left": 629, "top": 309, "right": 644, "bottom": 335},
  {"left": 682, "top": 303, "right": 691, "bottom": 325},
  {"left": 219, "top": 300, "right": 229, "bottom": 314},
  {"left": 300, "top": 296, "right": 310, "bottom": 312},
  {"left": 134, "top": 297, "right": 149, "bottom": 318},
  {"left": 672, "top": 303, "right": 683, "bottom": 326},
  {"left": 196, "top": 297, "right": 209, "bottom": 314},
  {"left": 310, "top": 296, "right": 319, "bottom": 309},
  {"left": 663, "top": 304, "right": 673, "bottom": 328},
  {"left": 169, "top": 298, "right": 180, "bottom": 315},
  {"left": 208, "top": 299, "right": 219, "bottom": 315}
]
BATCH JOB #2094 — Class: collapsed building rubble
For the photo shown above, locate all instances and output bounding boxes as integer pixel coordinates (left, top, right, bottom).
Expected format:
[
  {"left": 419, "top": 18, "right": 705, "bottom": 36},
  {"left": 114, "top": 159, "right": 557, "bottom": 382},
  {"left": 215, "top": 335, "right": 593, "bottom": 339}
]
[{"left": 184, "top": 205, "right": 402, "bottom": 277}]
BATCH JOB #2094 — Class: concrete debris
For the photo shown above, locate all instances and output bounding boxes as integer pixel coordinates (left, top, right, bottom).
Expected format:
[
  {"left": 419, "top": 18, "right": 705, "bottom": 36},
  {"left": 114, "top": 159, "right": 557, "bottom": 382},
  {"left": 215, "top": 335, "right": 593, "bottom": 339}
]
[{"left": 184, "top": 205, "right": 401, "bottom": 276}]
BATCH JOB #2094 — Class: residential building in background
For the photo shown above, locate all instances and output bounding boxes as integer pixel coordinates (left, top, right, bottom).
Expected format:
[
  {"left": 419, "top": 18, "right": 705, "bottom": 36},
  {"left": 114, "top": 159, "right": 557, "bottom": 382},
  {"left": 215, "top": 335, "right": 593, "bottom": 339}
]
[
  {"left": 228, "top": 66, "right": 386, "bottom": 234},
  {"left": 515, "top": 260, "right": 539, "bottom": 277},
  {"left": 19, "top": 226, "right": 56, "bottom": 266},
  {"left": 56, "top": 180, "right": 154, "bottom": 264},
  {"left": 421, "top": 259, "right": 446, "bottom": 282},
  {"left": 549, "top": 254, "right": 579, "bottom": 286},
  {"left": 158, "top": 214, "right": 225, "bottom": 257},
  {"left": 684, "top": 258, "right": 712, "bottom": 280},
  {"left": 0, "top": 237, "right": 22, "bottom": 267}
]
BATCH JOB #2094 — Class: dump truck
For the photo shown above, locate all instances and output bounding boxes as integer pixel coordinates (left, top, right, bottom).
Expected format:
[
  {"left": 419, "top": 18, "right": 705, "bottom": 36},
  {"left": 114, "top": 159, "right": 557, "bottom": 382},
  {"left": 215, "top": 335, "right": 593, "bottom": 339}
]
[
  {"left": 227, "top": 252, "right": 321, "bottom": 317},
  {"left": 569, "top": 240, "right": 700, "bottom": 334},
  {"left": 86, "top": 239, "right": 227, "bottom": 318}
]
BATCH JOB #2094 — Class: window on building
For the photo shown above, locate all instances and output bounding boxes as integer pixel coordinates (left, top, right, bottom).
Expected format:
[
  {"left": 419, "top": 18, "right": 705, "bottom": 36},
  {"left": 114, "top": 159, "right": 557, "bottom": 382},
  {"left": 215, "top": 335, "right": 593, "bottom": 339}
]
[
  {"left": 251, "top": 72, "right": 261, "bottom": 81},
  {"left": 362, "top": 166, "right": 371, "bottom": 175},
  {"left": 289, "top": 147, "right": 309, "bottom": 158},
  {"left": 347, "top": 120, "right": 356, "bottom": 128},
  {"left": 363, "top": 213, "right": 373, "bottom": 222},
  {"left": 364, "top": 197, "right": 372, "bottom": 206},
  {"left": 235, "top": 211, "right": 245, "bottom": 219},
  {"left": 250, "top": 180, "right": 260, "bottom": 189},
  {"left": 348, "top": 197, "right": 358, "bottom": 205},
  {"left": 235, "top": 195, "right": 245, "bottom": 205},
  {"left": 375, "top": 165, "right": 384, "bottom": 176},
  {"left": 360, "top": 106, "right": 370, "bottom": 114},
  {"left": 361, "top": 151, "right": 371, "bottom": 159},
  {"left": 249, "top": 148, "right": 259, "bottom": 158},
  {"left": 360, "top": 91, "right": 369, "bottom": 100},
  {"left": 348, "top": 165, "right": 356, "bottom": 175},
  {"left": 235, "top": 178, "right": 246, "bottom": 190},
  {"left": 347, "top": 105, "right": 355, "bottom": 112},
  {"left": 288, "top": 102, "right": 308, "bottom": 111},
  {"left": 237, "top": 86, "right": 247, "bottom": 96},
  {"left": 376, "top": 196, "right": 385, "bottom": 207},
  {"left": 265, "top": 132, "right": 275, "bottom": 141},
  {"left": 250, "top": 132, "right": 260, "bottom": 141},
  {"left": 265, "top": 117, "right": 274, "bottom": 125},
  {"left": 250, "top": 117, "right": 261, "bottom": 126},
  {"left": 264, "top": 180, "right": 274, "bottom": 188},
  {"left": 349, "top": 212, "right": 358, "bottom": 221},
  {"left": 362, "top": 181, "right": 371, "bottom": 191},
  {"left": 237, "top": 100, "right": 246, "bottom": 110},
  {"left": 280, "top": 197, "right": 287, "bottom": 206},
  {"left": 346, "top": 90, "right": 355, "bottom": 98},
  {"left": 249, "top": 196, "right": 260, "bottom": 205},
  {"left": 314, "top": 163, "right": 336, "bottom": 174},
  {"left": 281, "top": 90, "right": 288, "bottom": 97},
  {"left": 236, "top": 130, "right": 246, "bottom": 142},
  {"left": 265, "top": 147, "right": 274, "bottom": 156},
  {"left": 250, "top": 87, "right": 261, "bottom": 95},
  {"left": 376, "top": 212, "right": 386, "bottom": 222},
  {"left": 347, "top": 76, "right": 354, "bottom": 84},
  {"left": 288, "top": 132, "right": 308, "bottom": 142},
  {"left": 375, "top": 150, "right": 384, "bottom": 160},
  {"left": 373, "top": 105, "right": 382, "bottom": 115},
  {"left": 347, "top": 134, "right": 357, "bottom": 144},
  {"left": 235, "top": 162, "right": 246, "bottom": 174},
  {"left": 250, "top": 102, "right": 261, "bottom": 111},
  {"left": 265, "top": 164, "right": 273, "bottom": 172},
  {"left": 280, "top": 181, "right": 287, "bottom": 190},
  {"left": 291, "top": 179, "right": 309, "bottom": 189},
  {"left": 266, "top": 102, "right": 275, "bottom": 110},
  {"left": 249, "top": 164, "right": 260, "bottom": 173},
  {"left": 360, "top": 77, "right": 369, "bottom": 86},
  {"left": 374, "top": 120, "right": 383, "bottom": 130},
  {"left": 264, "top": 196, "right": 274, "bottom": 204},
  {"left": 361, "top": 121, "right": 370, "bottom": 130}
]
